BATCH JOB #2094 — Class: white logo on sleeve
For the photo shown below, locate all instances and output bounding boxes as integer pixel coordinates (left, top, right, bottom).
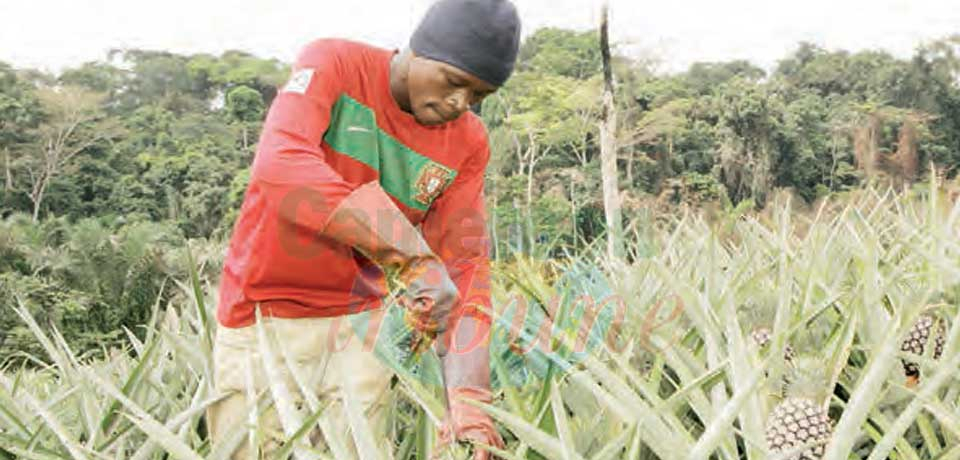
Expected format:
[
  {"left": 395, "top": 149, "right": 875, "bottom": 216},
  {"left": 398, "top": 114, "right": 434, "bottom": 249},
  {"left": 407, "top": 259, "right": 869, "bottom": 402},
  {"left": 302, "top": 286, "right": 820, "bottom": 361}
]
[{"left": 282, "top": 68, "right": 314, "bottom": 94}]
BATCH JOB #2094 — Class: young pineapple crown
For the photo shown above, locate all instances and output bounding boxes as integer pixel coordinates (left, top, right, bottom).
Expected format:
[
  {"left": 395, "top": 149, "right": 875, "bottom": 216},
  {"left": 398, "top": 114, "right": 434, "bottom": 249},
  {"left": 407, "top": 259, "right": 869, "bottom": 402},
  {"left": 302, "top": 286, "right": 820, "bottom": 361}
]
[
  {"left": 782, "top": 357, "right": 832, "bottom": 404},
  {"left": 742, "top": 298, "right": 778, "bottom": 329}
]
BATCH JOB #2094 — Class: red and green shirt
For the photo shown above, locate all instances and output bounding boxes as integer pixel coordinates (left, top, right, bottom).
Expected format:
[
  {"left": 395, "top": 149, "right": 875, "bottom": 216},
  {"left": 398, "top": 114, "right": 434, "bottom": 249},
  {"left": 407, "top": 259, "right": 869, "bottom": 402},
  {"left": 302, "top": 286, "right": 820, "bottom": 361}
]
[{"left": 217, "top": 38, "right": 493, "bottom": 332}]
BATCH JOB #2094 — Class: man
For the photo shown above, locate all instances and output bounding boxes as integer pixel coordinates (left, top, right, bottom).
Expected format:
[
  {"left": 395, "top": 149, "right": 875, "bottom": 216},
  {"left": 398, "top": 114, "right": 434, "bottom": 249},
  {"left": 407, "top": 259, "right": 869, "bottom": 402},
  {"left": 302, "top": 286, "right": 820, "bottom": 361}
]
[{"left": 206, "top": 0, "right": 521, "bottom": 459}]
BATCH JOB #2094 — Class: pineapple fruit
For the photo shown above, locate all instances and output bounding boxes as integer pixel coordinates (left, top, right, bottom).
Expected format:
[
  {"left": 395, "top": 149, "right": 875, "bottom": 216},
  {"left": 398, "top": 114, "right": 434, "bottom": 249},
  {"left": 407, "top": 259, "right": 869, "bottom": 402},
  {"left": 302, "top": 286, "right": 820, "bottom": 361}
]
[
  {"left": 765, "top": 357, "right": 833, "bottom": 460},
  {"left": 899, "top": 314, "right": 946, "bottom": 379}
]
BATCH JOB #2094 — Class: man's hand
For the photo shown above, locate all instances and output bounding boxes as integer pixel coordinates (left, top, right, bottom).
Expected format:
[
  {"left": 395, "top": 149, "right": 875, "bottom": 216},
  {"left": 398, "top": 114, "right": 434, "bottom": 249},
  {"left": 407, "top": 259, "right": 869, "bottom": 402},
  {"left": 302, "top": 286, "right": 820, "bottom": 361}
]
[
  {"left": 399, "top": 257, "right": 459, "bottom": 341},
  {"left": 321, "top": 181, "right": 458, "bottom": 343},
  {"left": 432, "top": 387, "right": 505, "bottom": 460}
]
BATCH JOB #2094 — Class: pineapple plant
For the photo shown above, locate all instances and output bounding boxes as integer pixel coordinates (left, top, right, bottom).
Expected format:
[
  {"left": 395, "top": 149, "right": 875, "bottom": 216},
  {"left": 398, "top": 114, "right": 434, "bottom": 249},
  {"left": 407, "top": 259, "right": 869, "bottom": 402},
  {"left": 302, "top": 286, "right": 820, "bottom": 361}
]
[
  {"left": 899, "top": 313, "right": 947, "bottom": 379},
  {"left": 765, "top": 357, "right": 833, "bottom": 460}
]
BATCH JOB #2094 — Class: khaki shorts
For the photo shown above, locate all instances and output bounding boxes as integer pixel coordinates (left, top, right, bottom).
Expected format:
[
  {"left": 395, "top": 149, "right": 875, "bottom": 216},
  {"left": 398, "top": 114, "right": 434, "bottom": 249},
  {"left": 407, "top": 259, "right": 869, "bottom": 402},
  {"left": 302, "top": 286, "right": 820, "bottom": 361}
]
[{"left": 206, "top": 308, "right": 396, "bottom": 459}]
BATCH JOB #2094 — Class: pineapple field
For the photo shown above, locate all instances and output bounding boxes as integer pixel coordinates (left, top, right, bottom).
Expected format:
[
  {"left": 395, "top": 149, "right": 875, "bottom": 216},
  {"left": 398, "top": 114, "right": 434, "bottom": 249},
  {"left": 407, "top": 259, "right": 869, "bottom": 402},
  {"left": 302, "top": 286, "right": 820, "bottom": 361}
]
[
  {"left": 4, "top": 3, "right": 960, "bottom": 458},
  {"left": 1, "top": 180, "right": 959, "bottom": 460}
]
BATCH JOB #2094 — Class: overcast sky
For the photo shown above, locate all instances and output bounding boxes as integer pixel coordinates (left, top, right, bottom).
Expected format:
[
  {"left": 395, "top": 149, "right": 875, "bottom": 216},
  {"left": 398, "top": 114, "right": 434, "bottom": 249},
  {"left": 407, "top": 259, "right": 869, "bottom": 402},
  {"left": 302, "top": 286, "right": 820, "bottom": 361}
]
[{"left": 1, "top": 0, "right": 958, "bottom": 75}]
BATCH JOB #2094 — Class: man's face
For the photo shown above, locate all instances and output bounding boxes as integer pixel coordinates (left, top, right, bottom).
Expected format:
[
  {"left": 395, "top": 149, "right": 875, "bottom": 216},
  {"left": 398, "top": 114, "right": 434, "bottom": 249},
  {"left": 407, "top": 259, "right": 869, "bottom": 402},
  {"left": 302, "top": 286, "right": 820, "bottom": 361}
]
[{"left": 406, "top": 54, "right": 498, "bottom": 126}]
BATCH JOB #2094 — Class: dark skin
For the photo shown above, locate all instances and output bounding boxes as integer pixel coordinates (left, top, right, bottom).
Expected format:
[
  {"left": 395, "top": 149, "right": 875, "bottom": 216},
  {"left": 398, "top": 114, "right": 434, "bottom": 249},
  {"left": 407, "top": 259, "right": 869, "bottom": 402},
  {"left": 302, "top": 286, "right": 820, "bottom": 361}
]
[
  {"left": 390, "top": 48, "right": 505, "bottom": 459},
  {"left": 390, "top": 48, "right": 498, "bottom": 126}
]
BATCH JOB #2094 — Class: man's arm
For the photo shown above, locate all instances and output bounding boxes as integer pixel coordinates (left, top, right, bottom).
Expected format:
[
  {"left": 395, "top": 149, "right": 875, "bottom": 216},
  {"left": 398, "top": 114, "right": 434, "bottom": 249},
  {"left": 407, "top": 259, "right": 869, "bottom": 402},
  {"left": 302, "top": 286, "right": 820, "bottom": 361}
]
[
  {"left": 254, "top": 41, "right": 455, "bottom": 314},
  {"left": 420, "top": 134, "right": 504, "bottom": 455},
  {"left": 420, "top": 135, "right": 494, "bottom": 383}
]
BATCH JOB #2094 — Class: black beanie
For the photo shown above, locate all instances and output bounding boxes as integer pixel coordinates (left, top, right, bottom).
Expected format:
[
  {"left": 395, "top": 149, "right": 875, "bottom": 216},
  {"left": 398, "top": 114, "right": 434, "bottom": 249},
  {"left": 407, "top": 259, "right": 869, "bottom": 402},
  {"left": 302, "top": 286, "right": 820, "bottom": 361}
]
[{"left": 409, "top": 0, "right": 522, "bottom": 87}]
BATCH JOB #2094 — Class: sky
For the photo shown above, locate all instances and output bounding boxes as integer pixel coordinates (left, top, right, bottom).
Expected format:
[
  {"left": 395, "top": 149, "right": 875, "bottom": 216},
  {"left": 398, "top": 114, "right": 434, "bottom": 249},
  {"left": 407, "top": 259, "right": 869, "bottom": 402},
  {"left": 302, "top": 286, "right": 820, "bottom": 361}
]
[{"left": 1, "top": 0, "right": 958, "bottom": 75}]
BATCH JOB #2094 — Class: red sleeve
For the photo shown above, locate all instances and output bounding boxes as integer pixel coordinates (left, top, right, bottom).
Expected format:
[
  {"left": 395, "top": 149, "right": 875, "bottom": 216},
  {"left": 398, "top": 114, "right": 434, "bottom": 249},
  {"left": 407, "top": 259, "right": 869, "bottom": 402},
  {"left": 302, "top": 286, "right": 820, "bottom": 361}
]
[
  {"left": 420, "top": 131, "right": 493, "bottom": 337},
  {"left": 251, "top": 39, "right": 357, "bottom": 235}
]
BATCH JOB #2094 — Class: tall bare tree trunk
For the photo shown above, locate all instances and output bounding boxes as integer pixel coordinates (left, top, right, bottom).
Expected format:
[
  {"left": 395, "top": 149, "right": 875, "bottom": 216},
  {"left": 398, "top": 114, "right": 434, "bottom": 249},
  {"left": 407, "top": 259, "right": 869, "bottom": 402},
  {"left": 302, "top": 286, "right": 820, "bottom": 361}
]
[
  {"left": 3, "top": 148, "right": 12, "bottom": 191},
  {"left": 29, "top": 141, "right": 54, "bottom": 222},
  {"left": 31, "top": 168, "right": 47, "bottom": 222},
  {"left": 512, "top": 197, "right": 523, "bottom": 254},
  {"left": 32, "top": 191, "right": 43, "bottom": 221},
  {"left": 599, "top": 2, "right": 623, "bottom": 259},
  {"left": 525, "top": 146, "right": 540, "bottom": 254},
  {"left": 569, "top": 179, "right": 578, "bottom": 249}
]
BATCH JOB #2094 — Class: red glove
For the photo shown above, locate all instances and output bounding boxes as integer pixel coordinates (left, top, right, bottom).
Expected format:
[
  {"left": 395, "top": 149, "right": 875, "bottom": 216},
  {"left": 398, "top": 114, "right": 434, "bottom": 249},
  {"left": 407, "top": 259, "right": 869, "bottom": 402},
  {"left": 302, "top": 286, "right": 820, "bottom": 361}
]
[{"left": 433, "top": 387, "right": 505, "bottom": 460}]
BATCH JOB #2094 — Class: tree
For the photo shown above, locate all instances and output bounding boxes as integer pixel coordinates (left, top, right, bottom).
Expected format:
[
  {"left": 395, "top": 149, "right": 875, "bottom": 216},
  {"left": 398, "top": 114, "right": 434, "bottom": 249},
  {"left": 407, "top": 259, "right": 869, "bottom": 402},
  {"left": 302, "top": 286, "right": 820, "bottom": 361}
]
[
  {"left": 684, "top": 60, "right": 766, "bottom": 95},
  {"left": 17, "top": 86, "right": 118, "bottom": 221},
  {"left": 110, "top": 49, "right": 208, "bottom": 113},
  {"left": 58, "top": 62, "right": 128, "bottom": 109},
  {"left": 773, "top": 89, "right": 839, "bottom": 200},
  {"left": 491, "top": 71, "right": 590, "bottom": 254},
  {"left": 626, "top": 98, "right": 693, "bottom": 188},
  {"left": 598, "top": 1, "right": 623, "bottom": 259},
  {"left": 0, "top": 63, "right": 39, "bottom": 194},
  {"left": 846, "top": 102, "right": 932, "bottom": 187},
  {"left": 713, "top": 79, "right": 782, "bottom": 205},
  {"left": 518, "top": 27, "right": 602, "bottom": 79},
  {"left": 910, "top": 36, "right": 960, "bottom": 171},
  {"left": 225, "top": 85, "right": 265, "bottom": 151},
  {"left": 187, "top": 50, "right": 288, "bottom": 104}
]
